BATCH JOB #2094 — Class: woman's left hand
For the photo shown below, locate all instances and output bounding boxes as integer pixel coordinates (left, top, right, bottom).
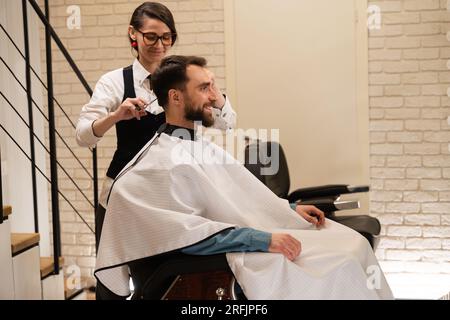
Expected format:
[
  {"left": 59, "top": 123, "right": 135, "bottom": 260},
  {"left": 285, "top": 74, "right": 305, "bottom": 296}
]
[{"left": 206, "top": 69, "right": 226, "bottom": 109}]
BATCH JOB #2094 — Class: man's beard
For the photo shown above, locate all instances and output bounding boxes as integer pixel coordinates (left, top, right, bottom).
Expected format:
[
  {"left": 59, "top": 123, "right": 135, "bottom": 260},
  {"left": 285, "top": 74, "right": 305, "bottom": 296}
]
[{"left": 184, "top": 99, "right": 215, "bottom": 128}]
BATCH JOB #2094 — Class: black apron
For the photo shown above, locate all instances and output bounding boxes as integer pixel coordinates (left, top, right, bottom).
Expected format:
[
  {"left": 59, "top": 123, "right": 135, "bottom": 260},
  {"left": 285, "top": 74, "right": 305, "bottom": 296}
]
[
  {"left": 95, "top": 66, "right": 165, "bottom": 300},
  {"left": 106, "top": 65, "right": 166, "bottom": 179}
]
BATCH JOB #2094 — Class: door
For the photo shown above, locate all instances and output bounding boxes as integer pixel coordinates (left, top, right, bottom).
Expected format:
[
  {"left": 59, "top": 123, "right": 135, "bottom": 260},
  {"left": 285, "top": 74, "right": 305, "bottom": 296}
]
[{"left": 225, "top": 0, "right": 369, "bottom": 212}]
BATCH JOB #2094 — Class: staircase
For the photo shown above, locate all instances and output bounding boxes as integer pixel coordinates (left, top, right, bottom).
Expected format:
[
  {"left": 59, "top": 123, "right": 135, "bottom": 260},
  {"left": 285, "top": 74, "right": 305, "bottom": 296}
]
[
  {"left": 11, "top": 232, "right": 41, "bottom": 299},
  {"left": 1, "top": 0, "right": 97, "bottom": 301},
  {"left": 40, "top": 256, "right": 64, "bottom": 300},
  {"left": 1, "top": 206, "right": 87, "bottom": 300}
]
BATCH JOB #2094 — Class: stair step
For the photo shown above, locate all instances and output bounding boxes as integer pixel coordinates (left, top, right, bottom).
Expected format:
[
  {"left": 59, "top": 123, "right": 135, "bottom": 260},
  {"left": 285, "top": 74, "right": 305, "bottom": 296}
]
[
  {"left": 64, "top": 287, "right": 85, "bottom": 300},
  {"left": 40, "top": 256, "right": 64, "bottom": 279},
  {"left": 2, "top": 205, "right": 12, "bottom": 218},
  {"left": 11, "top": 233, "right": 40, "bottom": 256}
]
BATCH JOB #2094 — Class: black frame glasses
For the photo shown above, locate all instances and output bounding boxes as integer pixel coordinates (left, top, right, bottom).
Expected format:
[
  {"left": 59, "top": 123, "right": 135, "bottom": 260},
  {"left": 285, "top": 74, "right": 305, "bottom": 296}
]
[{"left": 138, "top": 30, "right": 175, "bottom": 46}]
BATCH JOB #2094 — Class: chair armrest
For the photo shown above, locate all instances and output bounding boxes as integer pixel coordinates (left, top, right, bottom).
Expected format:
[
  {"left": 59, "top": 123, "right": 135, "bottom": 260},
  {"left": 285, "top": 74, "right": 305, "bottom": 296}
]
[
  {"left": 296, "top": 199, "right": 360, "bottom": 215},
  {"left": 287, "top": 184, "right": 369, "bottom": 203}
]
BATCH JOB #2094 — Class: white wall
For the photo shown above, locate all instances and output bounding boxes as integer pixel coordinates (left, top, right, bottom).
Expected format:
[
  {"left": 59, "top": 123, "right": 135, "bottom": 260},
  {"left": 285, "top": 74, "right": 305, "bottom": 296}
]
[
  {"left": 0, "top": 0, "right": 50, "bottom": 256},
  {"left": 225, "top": 0, "right": 370, "bottom": 212}
]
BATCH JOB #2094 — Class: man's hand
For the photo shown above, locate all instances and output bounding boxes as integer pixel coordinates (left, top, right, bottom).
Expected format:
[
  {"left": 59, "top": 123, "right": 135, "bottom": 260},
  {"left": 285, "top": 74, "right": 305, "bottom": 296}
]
[
  {"left": 268, "top": 233, "right": 301, "bottom": 261},
  {"left": 295, "top": 205, "right": 325, "bottom": 228},
  {"left": 206, "top": 69, "right": 226, "bottom": 109}
]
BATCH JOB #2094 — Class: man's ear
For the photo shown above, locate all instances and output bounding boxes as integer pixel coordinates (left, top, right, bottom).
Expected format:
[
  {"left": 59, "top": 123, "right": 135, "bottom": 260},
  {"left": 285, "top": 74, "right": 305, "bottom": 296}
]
[{"left": 168, "top": 89, "right": 181, "bottom": 104}]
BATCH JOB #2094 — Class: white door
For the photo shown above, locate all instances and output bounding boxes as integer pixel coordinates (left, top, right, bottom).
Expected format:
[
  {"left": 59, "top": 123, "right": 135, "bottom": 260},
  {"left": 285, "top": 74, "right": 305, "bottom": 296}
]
[{"left": 225, "top": 0, "right": 369, "bottom": 212}]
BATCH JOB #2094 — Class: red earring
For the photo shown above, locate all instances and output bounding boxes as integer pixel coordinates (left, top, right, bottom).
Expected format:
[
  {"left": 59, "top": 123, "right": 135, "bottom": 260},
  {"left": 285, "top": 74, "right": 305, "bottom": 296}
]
[{"left": 131, "top": 40, "right": 138, "bottom": 48}]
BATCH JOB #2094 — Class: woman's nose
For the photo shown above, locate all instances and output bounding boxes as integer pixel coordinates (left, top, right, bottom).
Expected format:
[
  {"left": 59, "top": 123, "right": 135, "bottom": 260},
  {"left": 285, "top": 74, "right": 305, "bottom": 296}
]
[{"left": 154, "top": 38, "right": 164, "bottom": 48}]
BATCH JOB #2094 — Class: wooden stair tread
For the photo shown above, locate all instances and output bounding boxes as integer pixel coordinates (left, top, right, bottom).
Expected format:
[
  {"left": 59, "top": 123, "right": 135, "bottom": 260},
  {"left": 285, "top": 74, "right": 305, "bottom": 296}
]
[
  {"left": 40, "top": 256, "right": 64, "bottom": 279},
  {"left": 11, "top": 233, "right": 40, "bottom": 255},
  {"left": 2, "top": 205, "right": 12, "bottom": 218}
]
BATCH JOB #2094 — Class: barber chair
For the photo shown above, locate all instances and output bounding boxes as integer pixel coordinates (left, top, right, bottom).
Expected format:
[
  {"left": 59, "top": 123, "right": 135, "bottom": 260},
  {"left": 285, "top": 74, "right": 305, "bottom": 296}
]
[
  {"left": 244, "top": 140, "right": 380, "bottom": 249},
  {"left": 129, "top": 251, "right": 242, "bottom": 300}
]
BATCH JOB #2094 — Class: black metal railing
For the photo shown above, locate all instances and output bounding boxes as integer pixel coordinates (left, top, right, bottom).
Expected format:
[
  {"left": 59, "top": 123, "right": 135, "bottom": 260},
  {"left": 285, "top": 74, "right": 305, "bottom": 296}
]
[
  {"left": 0, "top": 0, "right": 98, "bottom": 275},
  {"left": 0, "top": 92, "right": 95, "bottom": 218},
  {"left": 0, "top": 124, "right": 95, "bottom": 234},
  {"left": 28, "top": 0, "right": 93, "bottom": 97},
  {"left": 22, "top": 0, "right": 39, "bottom": 234},
  {"left": 0, "top": 144, "right": 3, "bottom": 225},
  {"left": 0, "top": 56, "right": 95, "bottom": 181},
  {"left": 43, "top": 0, "right": 61, "bottom": 262}
]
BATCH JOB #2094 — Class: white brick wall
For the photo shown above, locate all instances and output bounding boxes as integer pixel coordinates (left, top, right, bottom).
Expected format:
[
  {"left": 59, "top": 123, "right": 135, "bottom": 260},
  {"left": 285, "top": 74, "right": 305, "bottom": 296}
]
[
  {"left": 41, "top": 0, "right": 227, "bottom": 280},
  {"left": 369, "top": 0, "right": 450, "bottom": 275}
]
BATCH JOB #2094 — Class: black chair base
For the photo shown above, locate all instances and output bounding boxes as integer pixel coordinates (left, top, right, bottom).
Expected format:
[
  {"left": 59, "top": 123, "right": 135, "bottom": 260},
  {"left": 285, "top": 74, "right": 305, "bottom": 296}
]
[{"left": 129, "top": 251, "right": 234, "bottom": 300}]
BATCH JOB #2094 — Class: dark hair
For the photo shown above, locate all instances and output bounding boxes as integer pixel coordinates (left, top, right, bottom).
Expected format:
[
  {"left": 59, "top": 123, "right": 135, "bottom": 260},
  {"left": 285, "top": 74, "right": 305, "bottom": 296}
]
[
  {"left": 151, "top": 55, "right": 207, "bottom": 108},
  {"left": 129, "top": 2, "right": 177, "bottom": 46}
]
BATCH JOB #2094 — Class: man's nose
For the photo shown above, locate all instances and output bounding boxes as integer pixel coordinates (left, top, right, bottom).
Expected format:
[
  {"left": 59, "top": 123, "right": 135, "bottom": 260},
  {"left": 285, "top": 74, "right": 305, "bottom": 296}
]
[{"left": 208, "top": 86, "right": 218, "bottom": 102}]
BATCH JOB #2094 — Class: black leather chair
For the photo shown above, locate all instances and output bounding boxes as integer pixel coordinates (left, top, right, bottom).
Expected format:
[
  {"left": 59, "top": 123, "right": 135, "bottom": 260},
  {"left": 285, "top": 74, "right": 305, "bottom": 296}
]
[
  {"left": 129, "top": 251, "right": 240, "bottom": 300},
  {"left": 244, "top": 140, "right": 380, "bottom": 249}
]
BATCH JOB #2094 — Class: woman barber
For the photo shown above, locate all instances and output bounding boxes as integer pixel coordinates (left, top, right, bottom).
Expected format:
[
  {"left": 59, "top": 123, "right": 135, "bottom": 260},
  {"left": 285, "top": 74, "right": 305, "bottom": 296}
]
[{"left": 76, "top": 2, "right": 236, "bottom": 253}]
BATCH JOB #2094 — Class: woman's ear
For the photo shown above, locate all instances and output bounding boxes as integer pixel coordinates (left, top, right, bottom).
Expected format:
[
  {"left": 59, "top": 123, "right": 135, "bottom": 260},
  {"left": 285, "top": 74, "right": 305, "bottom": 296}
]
[{"left": 128, "top": 25, "right": 136, "bottom": 41}]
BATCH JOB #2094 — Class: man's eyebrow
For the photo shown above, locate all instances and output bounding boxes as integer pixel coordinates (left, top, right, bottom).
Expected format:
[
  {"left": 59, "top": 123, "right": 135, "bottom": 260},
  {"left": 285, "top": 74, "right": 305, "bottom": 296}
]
[{"left": 196, "top": 81, "right": 211, "bottom": 88}]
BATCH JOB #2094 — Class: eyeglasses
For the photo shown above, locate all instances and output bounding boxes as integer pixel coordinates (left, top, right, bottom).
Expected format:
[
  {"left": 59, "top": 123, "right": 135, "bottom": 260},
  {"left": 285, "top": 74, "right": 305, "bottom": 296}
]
[{"left": 138, "top": 31, "right": 175, "bottom": 46}]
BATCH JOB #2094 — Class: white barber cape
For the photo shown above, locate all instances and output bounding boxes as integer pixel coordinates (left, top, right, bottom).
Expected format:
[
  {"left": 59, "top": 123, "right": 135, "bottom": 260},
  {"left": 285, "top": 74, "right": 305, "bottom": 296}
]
[{"left": 95, "top": 132, "right": 393, "bottom": 299}]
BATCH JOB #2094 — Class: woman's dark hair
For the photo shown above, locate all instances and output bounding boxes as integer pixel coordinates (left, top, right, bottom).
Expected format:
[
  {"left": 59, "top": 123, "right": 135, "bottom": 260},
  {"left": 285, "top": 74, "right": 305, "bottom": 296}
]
[
  {"left": 129, "top": 2, "right": 177, "bottom": 46},
  {"left": 151, "top": 55, "right": 207, "bottom": 108}
]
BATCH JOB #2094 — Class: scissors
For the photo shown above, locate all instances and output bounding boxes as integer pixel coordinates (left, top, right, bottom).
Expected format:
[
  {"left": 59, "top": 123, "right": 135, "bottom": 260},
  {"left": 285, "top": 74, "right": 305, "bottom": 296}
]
[{"left": 135, "top": 97, "right": 158, "bottom": 111}]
